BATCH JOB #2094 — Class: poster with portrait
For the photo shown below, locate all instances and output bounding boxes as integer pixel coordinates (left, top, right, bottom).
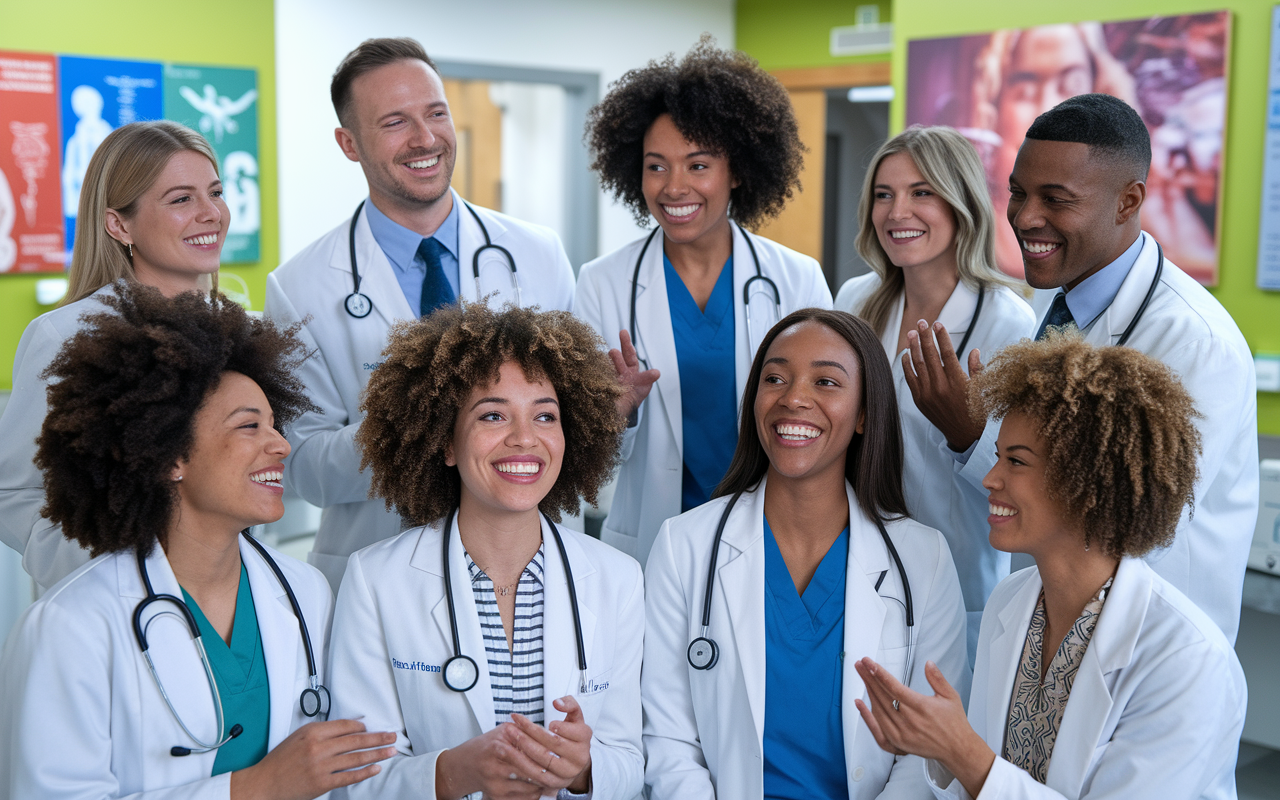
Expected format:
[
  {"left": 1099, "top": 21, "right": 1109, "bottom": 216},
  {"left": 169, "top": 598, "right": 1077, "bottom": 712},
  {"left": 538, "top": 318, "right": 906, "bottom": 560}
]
[
  {"left": 164, "top": 64, "right": 259, "bottom": 263},
  {"left": 907, "top": 12, "right": 1231, "bottom": 285},
  {"left": 0, "top": 51, "right": 63, "bottom": 274},
  {"left": 58, "top": 56, "right": 163, "bottom": 259}
]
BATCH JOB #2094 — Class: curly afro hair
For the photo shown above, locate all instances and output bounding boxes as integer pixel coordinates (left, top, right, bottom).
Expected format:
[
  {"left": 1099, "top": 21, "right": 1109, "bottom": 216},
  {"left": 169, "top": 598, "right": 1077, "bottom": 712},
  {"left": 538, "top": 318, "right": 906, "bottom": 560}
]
[
  {"left": 586, "top": 36, "right": 804, "bottom": 230},
  {"left": 969, "top": 334, "right": 1201, "bottom": 557},
  {"left": 35, "top": 282, "right": 316, "bottom": 557},
  {"left": 357, "top": 303, "right": 625, "bottom": 527}
]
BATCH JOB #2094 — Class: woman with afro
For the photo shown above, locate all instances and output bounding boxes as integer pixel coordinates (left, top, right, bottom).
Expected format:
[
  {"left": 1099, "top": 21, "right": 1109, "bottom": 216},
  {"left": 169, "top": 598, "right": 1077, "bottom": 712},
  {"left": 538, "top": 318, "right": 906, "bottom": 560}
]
[
  {"left": 854, "top": 335, "right": 1246, "bottom": 800},
  {"left": 327, "top": 303, "right": 644, "bottom": 800},
  {"left": 576, "top": 38, "right": 832, "bottom": 567},
  {"left": 0, "top": 283, "right": 395, "bottom": 800}
]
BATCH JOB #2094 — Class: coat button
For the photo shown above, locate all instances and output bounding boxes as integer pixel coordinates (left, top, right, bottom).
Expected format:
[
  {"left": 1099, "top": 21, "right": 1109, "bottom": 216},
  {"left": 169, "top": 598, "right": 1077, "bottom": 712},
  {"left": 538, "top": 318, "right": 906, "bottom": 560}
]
[{"left": 853, "top": 766, "right": 865, "bottom": 781}]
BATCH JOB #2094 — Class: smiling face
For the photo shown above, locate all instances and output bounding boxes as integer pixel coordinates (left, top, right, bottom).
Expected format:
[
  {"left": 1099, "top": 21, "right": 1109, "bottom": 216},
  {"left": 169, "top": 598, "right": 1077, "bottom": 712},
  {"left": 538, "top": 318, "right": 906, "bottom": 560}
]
[
  {"left": 641, "top": 113, "right": 739, "bottom": 248},
  {"left": 108, "top": 149, "right": 228, "bottom": 296},
  {"left": 172, "top": 371, "right": 290, "bottom": 536},
  {"left": 1008, "top": 138, "right": 1141, "bottom": 291},
  {"left": 982, "top": 410, "right": 1081, "bottom": 557},
  {"left": 754, "top": 321, "right": 865, "bottom": 486},
  {"left": 448, "top": 361, "right": 565, "bottom": 523},
  {"left": 337, "top": 58, "right": 457, "bottom": 217},
  {"left": 871, "top": 151, "right": 959, "bottom": 275}
]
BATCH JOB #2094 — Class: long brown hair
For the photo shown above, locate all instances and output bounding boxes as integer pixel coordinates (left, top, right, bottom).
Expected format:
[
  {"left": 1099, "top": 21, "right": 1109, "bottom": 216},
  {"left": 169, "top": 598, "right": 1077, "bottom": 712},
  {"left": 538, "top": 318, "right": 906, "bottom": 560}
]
[{"left": 714, "top": 308, "right": 909, "bottom": 524}]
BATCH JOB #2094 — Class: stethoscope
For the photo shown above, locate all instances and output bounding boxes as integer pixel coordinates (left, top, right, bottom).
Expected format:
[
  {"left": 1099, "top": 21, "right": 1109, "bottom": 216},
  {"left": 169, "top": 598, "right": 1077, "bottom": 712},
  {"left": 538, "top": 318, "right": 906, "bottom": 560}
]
[
  {"left": 687, "top": 490, "right": 915, "bottom": 684},
  {"left": 628, "top": 222, "right": 782, "bottom": 369},
  {"left": 439, "top": 508, "right": 588, "bottom": 694},
  {"left": 1040, "top": 241, "right": 1163, "bottom": 347},
  {"left": 343, "top": 199, "right": 521, "bottom": 319},
  {"left": 132, "top": 532, "right": 329, "bottom": 758}
]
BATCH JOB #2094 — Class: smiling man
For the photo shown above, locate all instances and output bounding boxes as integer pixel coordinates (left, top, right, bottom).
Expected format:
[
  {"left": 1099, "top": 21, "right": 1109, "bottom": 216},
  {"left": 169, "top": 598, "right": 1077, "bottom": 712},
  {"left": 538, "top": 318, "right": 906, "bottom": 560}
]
[
  {"left": 264, "top": 38, "right": 576, "bottom": 590},
  {"left": 902, "top": 93, "right": 1256, "bottom": 643}
]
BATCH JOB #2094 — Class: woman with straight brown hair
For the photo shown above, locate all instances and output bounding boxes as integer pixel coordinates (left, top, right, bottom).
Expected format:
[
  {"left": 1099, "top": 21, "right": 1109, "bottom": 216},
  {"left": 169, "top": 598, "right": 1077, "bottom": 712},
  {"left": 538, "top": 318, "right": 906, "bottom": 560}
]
[
  {"left": 0, "top": 120, "right": 229, "bottom": 590},
  {"left": 642, "top": 308, "right": 969, "bottom": 800}
]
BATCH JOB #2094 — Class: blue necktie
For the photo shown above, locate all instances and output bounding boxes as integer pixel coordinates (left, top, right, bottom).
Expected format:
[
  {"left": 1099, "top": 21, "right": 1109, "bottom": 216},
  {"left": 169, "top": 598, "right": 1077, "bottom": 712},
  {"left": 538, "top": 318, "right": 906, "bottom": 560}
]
[
  {"left": 418, "top": 237, "right": 455, "bottom": 317},
  {"left": 1035, "top": 292, "right": 1076, "bottom": 340}
]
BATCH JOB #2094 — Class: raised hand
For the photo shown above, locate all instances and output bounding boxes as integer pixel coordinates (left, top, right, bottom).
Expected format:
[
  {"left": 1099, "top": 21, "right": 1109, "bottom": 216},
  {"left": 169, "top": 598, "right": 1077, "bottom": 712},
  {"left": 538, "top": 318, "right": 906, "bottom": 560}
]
[
  {"left": 901, "top": 320, "right": 986, "bottom": 452},
  {"left": 610, "top": 329, "right": 660, "bottom": 423}
]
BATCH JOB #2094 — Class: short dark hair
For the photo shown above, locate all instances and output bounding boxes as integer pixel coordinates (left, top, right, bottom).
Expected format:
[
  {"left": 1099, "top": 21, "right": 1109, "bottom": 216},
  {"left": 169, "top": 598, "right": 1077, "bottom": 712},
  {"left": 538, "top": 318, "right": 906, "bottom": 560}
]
[
  {"left": 36, "top": 283, "right": 316, "bottom": 557},
  {"left": 586, "top": 36, "right": 804, "bottom": 230},
  {"left": 331, "top": 37, "right": 438, "bottom": 127},
  {"left": 1024, "top": 93, "right": 1151, "bottom": 181},
  {"left": 715, "top": 309, "right": 909, "bottom": 524},
  {"left": 356, "top": 303, "right": 625, "bottom": 527}
]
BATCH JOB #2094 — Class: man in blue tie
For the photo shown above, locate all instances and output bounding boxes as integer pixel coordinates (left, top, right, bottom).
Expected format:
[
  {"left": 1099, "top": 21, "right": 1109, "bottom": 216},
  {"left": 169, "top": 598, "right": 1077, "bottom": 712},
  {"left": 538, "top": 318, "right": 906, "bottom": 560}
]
[
  {"left": 264, "top": 38, "right": 577, "bottom": 590},
  {"left": 899, "top": 93, "right": 1257, "bottom": 644}
]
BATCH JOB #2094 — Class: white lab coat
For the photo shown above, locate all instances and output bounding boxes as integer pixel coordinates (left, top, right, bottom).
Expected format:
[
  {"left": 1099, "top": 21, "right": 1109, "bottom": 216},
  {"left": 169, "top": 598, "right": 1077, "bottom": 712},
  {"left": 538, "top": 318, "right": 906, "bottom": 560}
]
[
  {"left": 0, "top": 285, "right": 115, "bottom": 590},
  {"left": 574, "top": 227, "right": 833, "bottom": 567},
  {"left": 642, "top": 478, "right": 971, "bottom": 800},
  {"left": 925, "top": 557, "right": 1245, "bottom": 800},
  {"left": 954, "top": 233, "right": 1258, "bottom": 643},
  {"left": 0, "top": 535, "right": 333, "bottom": 800},
  {"left": 836, "top": 275, "right": 1036, "bottom": 658},
  {"left": 327, "top": 514, "right": 644, "bottom": 800},
  {"left": 263, "top": 191, "right": 576, "bottom": 590}
]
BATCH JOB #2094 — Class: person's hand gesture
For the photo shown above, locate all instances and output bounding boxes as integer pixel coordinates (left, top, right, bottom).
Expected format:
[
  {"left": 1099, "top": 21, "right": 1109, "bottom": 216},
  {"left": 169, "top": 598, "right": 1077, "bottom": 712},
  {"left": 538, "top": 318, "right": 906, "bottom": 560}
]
[
  {"left": 434, "top": 725, "right": 546, "bottom": 800},
  {"left": 231, "top": 718, "right": 396, "bottom": 800},
  {"left": 901, "top": 320, "right": 986, "bottom": 452},
  {"left": 504, "top": 696, "right": 593, "bottom": 795},
  {"left": 610, "top": 329, "right": 660, "bottom": 423}
]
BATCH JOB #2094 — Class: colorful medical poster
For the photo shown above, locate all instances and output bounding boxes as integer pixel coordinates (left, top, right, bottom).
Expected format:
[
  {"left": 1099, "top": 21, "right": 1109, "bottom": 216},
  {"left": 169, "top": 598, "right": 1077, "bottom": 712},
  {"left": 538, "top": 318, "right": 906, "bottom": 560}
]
[
  {"left": 907, "top": 12, "right": 1231, "bottom": 285},
  {"left": 1259, "top": 6, "right": 1280, "bottom": 290},
  {"left": 0, "top": 51, "right": 64, "bottom": 274},
  {"left": 164, "top": 63, "right": 259, "bottom": 263},
  {"left": 58, "top": 56, "right": 163, "bottom": 259}
]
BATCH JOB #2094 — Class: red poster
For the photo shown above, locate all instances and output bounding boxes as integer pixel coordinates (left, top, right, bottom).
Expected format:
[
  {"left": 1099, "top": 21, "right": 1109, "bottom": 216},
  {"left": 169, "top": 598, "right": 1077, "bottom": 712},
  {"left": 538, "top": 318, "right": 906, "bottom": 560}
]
[{"left": 0, "top": 51, "right": 63, "bottom": 273}]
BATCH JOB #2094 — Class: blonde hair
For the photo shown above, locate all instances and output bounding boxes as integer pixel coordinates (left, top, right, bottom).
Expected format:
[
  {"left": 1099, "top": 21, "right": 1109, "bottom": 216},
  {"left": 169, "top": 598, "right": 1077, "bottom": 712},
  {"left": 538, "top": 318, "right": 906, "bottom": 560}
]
[
  {"left": 853, "top": 125, "right": 1018, "bottom": 336},
  {"left": 64, "top": 121, "right": 219, "bottom": 306}
]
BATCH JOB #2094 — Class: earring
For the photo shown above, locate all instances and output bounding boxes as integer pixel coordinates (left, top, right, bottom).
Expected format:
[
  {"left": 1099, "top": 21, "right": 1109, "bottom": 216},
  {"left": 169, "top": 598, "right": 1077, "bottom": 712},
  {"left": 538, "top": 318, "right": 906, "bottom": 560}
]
[
  {"left": 127, "top": 243, "right": 133, "bottom": 258},
  {"left": 173, "top": 475, "right": 183, "bottom": 482}
]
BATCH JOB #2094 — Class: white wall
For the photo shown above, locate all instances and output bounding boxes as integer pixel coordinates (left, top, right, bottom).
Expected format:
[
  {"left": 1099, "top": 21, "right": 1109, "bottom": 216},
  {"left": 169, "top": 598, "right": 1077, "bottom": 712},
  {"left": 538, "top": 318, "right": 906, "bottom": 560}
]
[{"left": 274, "top": 0, "right": 735, "bottom": 263}]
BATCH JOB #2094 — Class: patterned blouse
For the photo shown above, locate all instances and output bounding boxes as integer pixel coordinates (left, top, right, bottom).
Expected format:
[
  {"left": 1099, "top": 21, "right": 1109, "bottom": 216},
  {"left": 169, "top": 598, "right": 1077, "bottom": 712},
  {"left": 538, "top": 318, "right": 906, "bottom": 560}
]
[
  {"left": 1002, "top": 576, "right": 1113, "bottom": 783},
  {"left": 466, "top": 543, "right": 546, "bottom": 728}
]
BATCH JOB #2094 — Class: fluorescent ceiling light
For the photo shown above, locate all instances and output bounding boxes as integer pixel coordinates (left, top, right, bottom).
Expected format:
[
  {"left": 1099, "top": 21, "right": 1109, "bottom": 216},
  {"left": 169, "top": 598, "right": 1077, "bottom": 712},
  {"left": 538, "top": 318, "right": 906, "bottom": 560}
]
[{"left": 847, "top": 85, "right": 894, "bottom": 103}]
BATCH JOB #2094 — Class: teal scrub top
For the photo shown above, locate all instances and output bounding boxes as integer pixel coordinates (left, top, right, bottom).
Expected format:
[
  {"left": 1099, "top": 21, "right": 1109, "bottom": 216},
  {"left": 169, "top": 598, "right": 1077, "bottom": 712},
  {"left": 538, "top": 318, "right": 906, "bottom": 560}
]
[{"left": 181, "top": 564, "right": 271, "bottom": 775}]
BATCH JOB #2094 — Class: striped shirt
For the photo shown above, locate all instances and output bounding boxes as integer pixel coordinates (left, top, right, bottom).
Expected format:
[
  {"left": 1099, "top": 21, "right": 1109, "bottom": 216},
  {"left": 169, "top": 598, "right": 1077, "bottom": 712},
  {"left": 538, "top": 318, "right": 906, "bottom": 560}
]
[{"left": 467, "top": 543, "right": 546, "bottom": 728}]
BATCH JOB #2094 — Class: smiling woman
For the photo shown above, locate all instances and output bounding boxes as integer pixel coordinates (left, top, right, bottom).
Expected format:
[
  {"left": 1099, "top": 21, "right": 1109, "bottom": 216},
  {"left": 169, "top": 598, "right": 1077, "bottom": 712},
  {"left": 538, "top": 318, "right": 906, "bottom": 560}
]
[
  {"left": 330, "top": 302, "right": 645, "bottom": 800},
  {"left": 0, "top": 120, "right": 233, "bottom": 591}
]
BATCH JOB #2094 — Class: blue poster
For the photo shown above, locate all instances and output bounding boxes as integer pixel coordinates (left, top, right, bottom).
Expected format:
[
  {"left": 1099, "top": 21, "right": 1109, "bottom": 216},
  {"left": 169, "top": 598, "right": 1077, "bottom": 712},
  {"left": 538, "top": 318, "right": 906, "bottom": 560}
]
[{"left": 58, "top": 55, "right": 163, "bottom": 259}]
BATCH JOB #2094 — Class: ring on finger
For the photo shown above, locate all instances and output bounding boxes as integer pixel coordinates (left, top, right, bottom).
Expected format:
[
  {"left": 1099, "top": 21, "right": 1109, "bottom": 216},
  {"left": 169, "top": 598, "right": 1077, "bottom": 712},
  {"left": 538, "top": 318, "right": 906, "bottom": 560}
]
[
  {"left": 892, "top": 699, "right": 900, "bottom": 711},
  {"left": 543, "top": 751, "right": 556, "bottom": 772},
  {"left": 509, "top": 772, "right": 519, "bottom": 780}
]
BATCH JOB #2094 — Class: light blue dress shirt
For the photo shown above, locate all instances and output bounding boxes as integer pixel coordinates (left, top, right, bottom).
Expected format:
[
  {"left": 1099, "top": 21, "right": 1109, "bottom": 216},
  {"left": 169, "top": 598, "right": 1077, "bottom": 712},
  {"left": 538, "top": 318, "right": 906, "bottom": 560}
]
[
  {"left": 364, "top": 197, "right": 461, "bottom": 313},
  {"left": 1060, "top": 234, "right": 1144, "bottom": 330},
  {"left": 763, "top": 518, "right": 850, "bottom": 800}
]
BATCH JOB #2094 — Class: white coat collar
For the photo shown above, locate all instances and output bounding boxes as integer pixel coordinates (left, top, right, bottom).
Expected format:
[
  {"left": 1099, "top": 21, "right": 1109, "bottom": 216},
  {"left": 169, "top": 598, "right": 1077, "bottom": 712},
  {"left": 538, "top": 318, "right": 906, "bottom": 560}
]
[
  {"left": 1089, "top": 231, "right": 1161, "bottom": 343},
  {"left": 328, "top": 200, "right": 413, "bottom": 326},
  {"left": 411, "top": 512, "right": 597, "bottom": 731},
  {"left": 716, "top": 477, "right": 892, "bottom": 754},
  {"left": 879, "top": 279, "right": 979, "bottom": 361},
  {"left": 456, "top": 190, "right": 518, "bottom": 306}
]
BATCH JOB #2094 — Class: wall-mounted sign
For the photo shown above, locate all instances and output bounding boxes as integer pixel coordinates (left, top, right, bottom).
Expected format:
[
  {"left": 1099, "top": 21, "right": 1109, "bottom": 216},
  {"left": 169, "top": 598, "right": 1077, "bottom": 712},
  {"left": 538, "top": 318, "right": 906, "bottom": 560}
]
[
  {"left": 1258, "top": 6, "right": 1280, "bottom": 290},
  {"left": 0, "top": 50, "right": 258, "bottom": 273}
]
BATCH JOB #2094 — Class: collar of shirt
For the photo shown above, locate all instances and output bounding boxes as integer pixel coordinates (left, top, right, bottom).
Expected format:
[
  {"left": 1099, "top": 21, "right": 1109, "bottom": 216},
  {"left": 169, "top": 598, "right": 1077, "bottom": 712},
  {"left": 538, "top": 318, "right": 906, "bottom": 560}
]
[
  {"left": 1062, "top": 234, "right": 1144, "bottom": 330},
  {"left": 465, "top": 541, "right": 546, "bottom": 589},
  {"left": 363, "top": 193, "right": 461, "bottom": 271}
]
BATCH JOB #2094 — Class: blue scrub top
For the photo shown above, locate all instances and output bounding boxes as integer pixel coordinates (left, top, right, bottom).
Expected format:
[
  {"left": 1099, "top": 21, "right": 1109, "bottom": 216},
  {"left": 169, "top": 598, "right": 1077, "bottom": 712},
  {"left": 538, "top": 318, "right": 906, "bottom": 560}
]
[
  {"left": 763, "top": 517, "right": 850, "bottom": 800},
  {"left": 181, "top": 564, "right": 270, "bottom": 775},
  {"left": 665, "top": 253, "right": 739, "bottom": 512}
]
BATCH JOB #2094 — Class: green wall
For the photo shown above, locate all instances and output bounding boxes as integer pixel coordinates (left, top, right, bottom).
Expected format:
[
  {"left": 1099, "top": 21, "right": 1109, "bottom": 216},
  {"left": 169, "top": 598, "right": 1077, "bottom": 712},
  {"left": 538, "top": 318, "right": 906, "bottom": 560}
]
[
  {"left": 737, "top": 0, "right": 892, "bottom": 71},
  {"left": 0, "top": 0, "right": 277, "bottom": 391}
]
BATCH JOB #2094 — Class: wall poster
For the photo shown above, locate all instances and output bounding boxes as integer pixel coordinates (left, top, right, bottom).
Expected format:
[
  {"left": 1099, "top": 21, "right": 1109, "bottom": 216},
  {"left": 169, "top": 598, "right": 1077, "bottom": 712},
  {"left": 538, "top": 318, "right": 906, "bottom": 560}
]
[
  {"left": 907, "top": 12, "right": 1231, "bottom": 286},
  {"left": 1259, "top": 6, "right": 1280, "bottom": 290}
]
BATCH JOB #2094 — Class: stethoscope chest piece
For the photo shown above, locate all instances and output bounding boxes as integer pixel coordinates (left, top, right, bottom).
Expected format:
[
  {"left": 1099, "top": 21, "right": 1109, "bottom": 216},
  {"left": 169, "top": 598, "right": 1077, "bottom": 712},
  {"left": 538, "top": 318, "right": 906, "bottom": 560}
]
[
  {"left": 344, "top": 292, "right": 372, "bottom": 319},
  {"left": 443, "top": 654, "right": 480, "bottom": 692},
  {"left": 300, "top": 683, "right": 331, "bottom": 718},
  {"left": 687, "top": 637, "right": 718, "bottom": 670}
]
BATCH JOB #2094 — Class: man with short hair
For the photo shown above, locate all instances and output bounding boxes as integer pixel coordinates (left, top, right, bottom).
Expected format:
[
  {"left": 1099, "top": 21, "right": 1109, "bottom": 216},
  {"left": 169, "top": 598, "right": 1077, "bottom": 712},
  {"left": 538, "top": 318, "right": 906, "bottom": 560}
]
[
  {"left": 903, "top": 93, "right": 1257, "bottom": 642},
  {"left": 265, "top": 38, "right": 576, "bottom": 590}
]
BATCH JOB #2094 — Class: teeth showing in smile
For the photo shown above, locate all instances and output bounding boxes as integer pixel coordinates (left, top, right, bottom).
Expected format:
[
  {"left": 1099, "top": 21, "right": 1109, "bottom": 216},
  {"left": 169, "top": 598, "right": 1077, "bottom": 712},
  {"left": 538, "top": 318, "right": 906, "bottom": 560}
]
[
  {"left": 776, "top": 424, "right": 820, "bottom": 441},
  {"left": 250, "top": 470, "right": 283, "bottom": 487},
  {"left": 662, "top": 204, "right": 698, "bottom": 218},
  {"left": 890, "top": 230, "right": 924, "bottom": 240},
  {"left": 496, "top": 462, "right": 540, "bottom": 475},
  {"left": 406, "top": 156, "right": 440, "bottom": 169},
  {"left": 989, "top": 504, "right": 1016, "bottom": 517},
  {"left": 1022, "top": 241, "right": 1059, "bottom": 254},
  {"left": 185, "top": 234, "right": 217, "bottom": 245}
]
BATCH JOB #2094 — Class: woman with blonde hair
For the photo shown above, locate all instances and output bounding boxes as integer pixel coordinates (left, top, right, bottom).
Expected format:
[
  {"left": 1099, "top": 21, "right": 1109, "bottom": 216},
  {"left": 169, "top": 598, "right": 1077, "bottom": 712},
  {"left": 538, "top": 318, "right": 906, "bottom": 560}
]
[
  {"left": 0, "top": 119, "right": 228, "bottom": 590},
  {"left": 835, "top": 125, "right": 1035, "bottom": 660}
]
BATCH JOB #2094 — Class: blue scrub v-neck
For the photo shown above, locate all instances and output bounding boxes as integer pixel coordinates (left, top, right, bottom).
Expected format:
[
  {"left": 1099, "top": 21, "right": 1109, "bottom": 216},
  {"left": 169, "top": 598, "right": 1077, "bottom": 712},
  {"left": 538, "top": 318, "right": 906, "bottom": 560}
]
[
  {"left": 763, "top": 517, "right": 851, "bottom": 800},
  {"left": 665, "top": 252, "right": 738, "bottom": 512}
]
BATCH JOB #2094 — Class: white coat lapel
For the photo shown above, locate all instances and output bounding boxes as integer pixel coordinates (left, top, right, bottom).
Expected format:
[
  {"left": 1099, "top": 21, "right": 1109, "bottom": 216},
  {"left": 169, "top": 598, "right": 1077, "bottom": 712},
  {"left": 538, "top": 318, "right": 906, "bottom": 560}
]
[
  {"left": 636, "top": 232, "right": 683, "bottom": 463},
  {"left": 718, "top": 482, "right": 769, "bottom": 751},
  {"left": 1082, "top": 232, "right": 1158, "bottom": 345},
  {"left": 240, "top": 536, "right": 301, "bottom": 750},
  {"left": 936, "top": 281, "right": 980, "bottom": 357},
  {"left": 333, "top": 203, "right": 414, "bottom": 326},
  {"left": 730, "top": 225, "right": 755, "bottom": 402},
  {"left": 839, "top": 484, "right": 889, "bottom": 769},
  {"left": 983, "top": 572, "right": 1042, "bottom": 752},
  {"left": 457, "top": 192, "right": 517, "bottom": 306},
  {"left": 542, "top": 519, "right": 597, "bottom": 716},
  {"left": 1043, "top": 558, "right": 1147, "bottom": 796}
]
